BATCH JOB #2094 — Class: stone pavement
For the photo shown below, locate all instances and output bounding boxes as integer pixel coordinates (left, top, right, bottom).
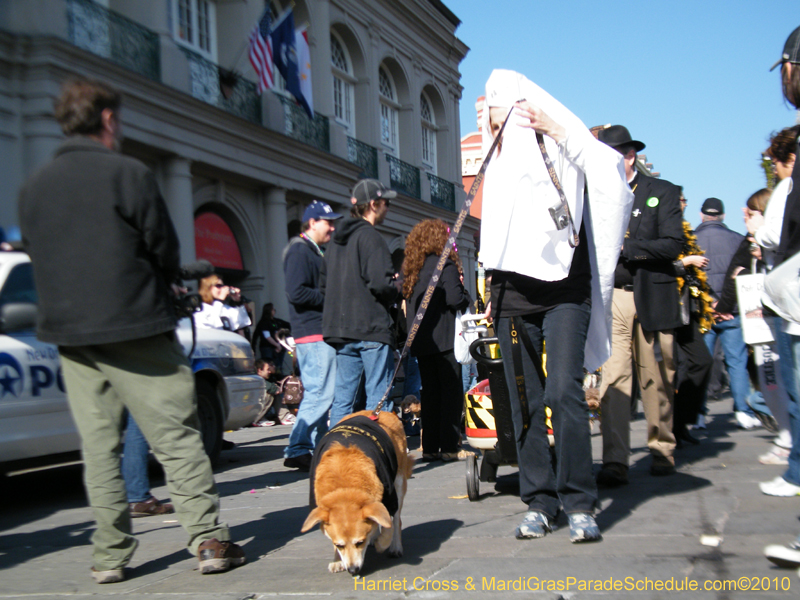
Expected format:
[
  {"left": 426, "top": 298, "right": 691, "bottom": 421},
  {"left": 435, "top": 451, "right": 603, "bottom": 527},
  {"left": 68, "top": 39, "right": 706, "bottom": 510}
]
[{"left": 1, "top": 397, "right": 799, "bottom": 599}]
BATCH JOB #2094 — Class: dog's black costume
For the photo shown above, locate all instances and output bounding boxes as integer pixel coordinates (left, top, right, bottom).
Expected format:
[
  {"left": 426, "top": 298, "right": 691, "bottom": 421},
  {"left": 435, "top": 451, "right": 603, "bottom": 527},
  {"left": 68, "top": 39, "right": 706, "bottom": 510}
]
[{"left": 309, "top": 415, "right": 399, "bottom": 515}]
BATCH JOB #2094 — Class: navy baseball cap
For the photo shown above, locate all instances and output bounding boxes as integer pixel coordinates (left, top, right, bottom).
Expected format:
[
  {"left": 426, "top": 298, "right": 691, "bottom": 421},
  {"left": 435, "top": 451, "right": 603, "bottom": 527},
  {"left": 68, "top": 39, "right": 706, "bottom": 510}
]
[
  {"left": 302, "top": 200, "right": 342, "bottom": 222},
  {"left": 701, "top": 197, "right": 724, "bottom": 215},
  {"left": 771, "top": 25, "right": 800, "bottom": 71}
]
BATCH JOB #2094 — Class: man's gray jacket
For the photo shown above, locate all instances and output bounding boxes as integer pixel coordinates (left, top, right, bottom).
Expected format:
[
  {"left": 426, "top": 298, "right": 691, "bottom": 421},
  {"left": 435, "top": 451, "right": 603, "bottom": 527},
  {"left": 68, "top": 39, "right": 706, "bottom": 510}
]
[
  {"left": 18, "top": 137, "right": 180, "bottom": 346},
  {"left": 694, "top": 220, "right": 745, "bottom": 302}
]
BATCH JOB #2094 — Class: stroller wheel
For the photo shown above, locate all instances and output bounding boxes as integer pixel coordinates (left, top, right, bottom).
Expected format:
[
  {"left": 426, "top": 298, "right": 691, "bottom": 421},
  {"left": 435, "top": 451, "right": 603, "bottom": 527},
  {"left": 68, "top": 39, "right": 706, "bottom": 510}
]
[{"left": 466, "top": 453, "right": 480, "bottom": 501}]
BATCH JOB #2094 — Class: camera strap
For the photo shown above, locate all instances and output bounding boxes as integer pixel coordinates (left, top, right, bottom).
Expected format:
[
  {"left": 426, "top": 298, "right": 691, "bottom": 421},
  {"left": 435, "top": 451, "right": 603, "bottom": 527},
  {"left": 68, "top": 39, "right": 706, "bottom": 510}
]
[
  {"left": 370, "top": 107, "right": 514, "bottom": 419},
  {"left": 536, "top": 132, "right": 580, "bottom": 248}
]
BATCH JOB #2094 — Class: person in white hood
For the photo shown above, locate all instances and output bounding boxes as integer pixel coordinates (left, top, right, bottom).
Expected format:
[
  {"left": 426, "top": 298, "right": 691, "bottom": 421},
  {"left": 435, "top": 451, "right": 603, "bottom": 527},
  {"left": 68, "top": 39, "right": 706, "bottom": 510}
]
[{"left": 481, "top": 70, "right": 632, "bottom": 543}]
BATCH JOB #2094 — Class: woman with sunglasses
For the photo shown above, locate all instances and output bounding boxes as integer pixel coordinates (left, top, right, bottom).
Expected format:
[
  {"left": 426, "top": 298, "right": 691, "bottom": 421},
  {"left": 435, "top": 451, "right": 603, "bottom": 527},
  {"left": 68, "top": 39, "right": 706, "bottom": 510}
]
[{"left": 194, "top": 273, "right": 251, "bottom": 335}]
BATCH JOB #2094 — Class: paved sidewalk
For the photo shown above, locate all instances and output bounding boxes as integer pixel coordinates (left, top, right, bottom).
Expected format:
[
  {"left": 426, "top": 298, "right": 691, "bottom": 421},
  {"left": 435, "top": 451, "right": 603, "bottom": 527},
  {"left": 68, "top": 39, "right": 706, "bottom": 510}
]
[{"left": 1, "top": 398, "right": 799, "bottom": 599}]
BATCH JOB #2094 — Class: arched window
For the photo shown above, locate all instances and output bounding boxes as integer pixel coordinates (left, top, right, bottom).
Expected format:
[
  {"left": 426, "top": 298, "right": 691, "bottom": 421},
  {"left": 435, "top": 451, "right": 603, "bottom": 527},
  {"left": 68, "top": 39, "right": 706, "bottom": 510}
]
[
  {"left": 331, "top": 32, "right": 355, "bottom": 135},
  {"left": 378, "top": 66, "right": 399, "bottom": 156},
  {"left": 420, "top": 92, "right": 437, "bottom": 174}
]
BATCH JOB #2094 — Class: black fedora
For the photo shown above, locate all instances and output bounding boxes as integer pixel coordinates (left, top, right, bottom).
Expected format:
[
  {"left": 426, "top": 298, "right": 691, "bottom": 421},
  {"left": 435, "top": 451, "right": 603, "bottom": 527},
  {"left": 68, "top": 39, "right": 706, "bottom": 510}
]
[{"left": 597, "top": 125, "right": 645, "bottom": 153}]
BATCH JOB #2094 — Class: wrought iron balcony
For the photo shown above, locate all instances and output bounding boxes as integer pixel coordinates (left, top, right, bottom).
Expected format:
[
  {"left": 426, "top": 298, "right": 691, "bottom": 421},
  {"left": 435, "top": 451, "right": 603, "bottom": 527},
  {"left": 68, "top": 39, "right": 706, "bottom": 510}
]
[
  {"left": 182, "top": 49, "right": 261, "bottom": 124},
  {"left": 278, "top": 96, "right": 330, "bottom": 153},
  {"left": 385, "top": 155, "right": 420, "bottom": 199},
  {"left": 428, "top": 173, "right": 456, "bottom": 211},
  {"left": 67, "top": 0, "right": 160, "bottom": 81},
  {"left": 347, "top": 137, "right": 378, "bottom": 179}
]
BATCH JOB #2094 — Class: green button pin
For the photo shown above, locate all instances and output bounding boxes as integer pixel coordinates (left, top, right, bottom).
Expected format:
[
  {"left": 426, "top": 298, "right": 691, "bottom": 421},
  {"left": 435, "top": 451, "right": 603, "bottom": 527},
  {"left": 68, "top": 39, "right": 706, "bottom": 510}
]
[{"left": 647, "top": 197, "right": 659, "bottom": 208}]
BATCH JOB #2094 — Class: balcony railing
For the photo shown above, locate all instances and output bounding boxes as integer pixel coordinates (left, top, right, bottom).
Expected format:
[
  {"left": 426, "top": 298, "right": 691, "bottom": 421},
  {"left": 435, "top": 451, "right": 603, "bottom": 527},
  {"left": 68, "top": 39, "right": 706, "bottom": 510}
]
[
  {"left": 385, "top": 155, "right": 420, "bottom": 199},
  {"left": 182, "top": 49, "right": 261, "bottom": 124},
  {"left": 428, "top": 173, "right": 456, "bottom": 211},
  {"left": 347, "top": 137, "right": 378, "bottom": 179},
  {"left": 67, "top": 0, "right": 160, "bottom": 81},
  {"left": 279, "top": 96, "right": 330, "bottom": 153}
]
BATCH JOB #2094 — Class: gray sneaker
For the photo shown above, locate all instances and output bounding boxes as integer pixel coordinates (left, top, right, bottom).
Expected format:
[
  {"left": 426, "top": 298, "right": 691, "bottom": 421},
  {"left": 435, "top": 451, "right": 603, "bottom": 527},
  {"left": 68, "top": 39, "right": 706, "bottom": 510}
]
[
  {"left": 568, "top": 512, "right": 601, "bottom": 543},
  {"left": 515, "top": 511, "right": 554, "bottom": 539}
]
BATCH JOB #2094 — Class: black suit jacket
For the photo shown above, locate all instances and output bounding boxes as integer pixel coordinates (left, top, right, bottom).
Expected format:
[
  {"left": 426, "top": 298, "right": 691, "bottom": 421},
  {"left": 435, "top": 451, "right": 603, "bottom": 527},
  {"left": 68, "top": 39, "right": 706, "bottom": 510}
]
[{"left": 622, "top": 173, "right": 684, "bottom": 332}]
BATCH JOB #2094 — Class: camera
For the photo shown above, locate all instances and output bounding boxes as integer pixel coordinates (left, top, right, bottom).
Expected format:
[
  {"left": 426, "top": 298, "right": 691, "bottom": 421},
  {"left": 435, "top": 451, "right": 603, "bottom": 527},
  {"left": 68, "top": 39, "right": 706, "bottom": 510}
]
[
  {"left": 549, "top": 202, "right": 570, "bottom": 230},
  {"left": 174, "top": 290, "right": 203, "bottom": 318}
]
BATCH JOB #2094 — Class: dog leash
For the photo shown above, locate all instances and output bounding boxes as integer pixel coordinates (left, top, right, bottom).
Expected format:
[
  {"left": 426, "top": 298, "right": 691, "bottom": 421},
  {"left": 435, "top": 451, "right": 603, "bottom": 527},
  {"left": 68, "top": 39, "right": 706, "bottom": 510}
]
[{"left": 370, "top": 106, "right": 514, "bottom": 419}]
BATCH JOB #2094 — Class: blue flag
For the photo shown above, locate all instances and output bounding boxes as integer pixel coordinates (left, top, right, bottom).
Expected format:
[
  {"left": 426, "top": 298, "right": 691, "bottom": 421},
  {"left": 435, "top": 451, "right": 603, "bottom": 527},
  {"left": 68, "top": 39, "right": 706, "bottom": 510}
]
[{"left": 271, "top": 9, "right": 312, "bottom": 119}]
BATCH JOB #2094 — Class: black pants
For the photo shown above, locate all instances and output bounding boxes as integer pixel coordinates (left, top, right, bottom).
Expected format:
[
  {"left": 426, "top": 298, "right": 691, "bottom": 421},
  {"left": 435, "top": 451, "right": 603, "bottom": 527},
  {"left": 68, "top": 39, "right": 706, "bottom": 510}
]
[
  {"left": 417, "top": 350, "right": 463, "bottom": 454},
  {"left": 673, "top": 318, "right": 713, "bottom": 429}
]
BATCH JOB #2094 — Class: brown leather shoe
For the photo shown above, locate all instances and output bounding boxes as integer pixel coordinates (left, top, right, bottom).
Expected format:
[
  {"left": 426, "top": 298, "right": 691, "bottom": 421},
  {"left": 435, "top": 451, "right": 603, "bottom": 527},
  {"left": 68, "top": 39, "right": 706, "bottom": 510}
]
[
  {"left": 129, "top": 496, "right": 175, "bottom": 518},
  {"left": 197, "top": 538, "right": 247, "bottom": 574}
]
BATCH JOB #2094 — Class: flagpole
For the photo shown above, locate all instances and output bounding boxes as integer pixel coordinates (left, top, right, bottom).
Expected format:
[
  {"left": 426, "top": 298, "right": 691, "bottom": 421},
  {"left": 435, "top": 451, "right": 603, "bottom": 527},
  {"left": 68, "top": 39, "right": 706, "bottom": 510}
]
[{"left": 229, "top": 4, "right": 271, "bottom": 73}]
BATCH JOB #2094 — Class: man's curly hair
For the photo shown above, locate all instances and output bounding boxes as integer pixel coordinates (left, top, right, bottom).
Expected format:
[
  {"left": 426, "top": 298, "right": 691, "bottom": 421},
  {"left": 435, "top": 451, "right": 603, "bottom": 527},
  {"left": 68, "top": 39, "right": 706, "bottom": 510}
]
[{"left": 402, "top": 219, "right": 462, "bottom": 299}]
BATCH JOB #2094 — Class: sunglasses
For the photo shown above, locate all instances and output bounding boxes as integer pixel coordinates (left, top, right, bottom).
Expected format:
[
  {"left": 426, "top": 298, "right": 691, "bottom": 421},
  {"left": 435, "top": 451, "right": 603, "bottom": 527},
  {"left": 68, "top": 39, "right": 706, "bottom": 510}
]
[{"left": 213, "top": 283, "right": 226, "bottom": 288}]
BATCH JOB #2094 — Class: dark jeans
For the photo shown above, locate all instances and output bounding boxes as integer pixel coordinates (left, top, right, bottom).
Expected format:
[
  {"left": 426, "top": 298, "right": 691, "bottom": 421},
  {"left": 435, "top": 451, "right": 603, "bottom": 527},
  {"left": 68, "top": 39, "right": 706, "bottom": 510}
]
[
  {"left": 122, "top": 412, "right": 150, "bottom": 503},
  {"left": 417, "top": 350, "right": 463, "bottom": 454},
  {"left": 495, "top": 303, "right": 596, "bottom": 518}
]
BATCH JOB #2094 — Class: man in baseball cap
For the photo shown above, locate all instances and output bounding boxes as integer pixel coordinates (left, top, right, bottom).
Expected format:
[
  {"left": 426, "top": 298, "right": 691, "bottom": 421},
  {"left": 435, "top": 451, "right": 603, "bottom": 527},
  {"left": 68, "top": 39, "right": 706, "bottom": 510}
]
[
  {"left": 700, "top": 197, "right": 724, "bottom": 217},
  {"left": 321, "top": 178, "right": 400, "bottom": 426},
  {"left": 282, "top": 199, "right": 342, "bottom": 471}
]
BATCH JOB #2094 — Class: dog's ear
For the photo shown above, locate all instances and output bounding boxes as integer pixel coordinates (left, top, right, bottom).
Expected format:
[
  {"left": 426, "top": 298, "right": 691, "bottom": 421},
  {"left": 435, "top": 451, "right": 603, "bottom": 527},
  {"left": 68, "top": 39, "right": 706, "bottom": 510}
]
[
  {"left": 301, "top": 507, "right": 328, "bottom": 532},
  {"left": 362, "top": 502, "right": 392, "bottom": 529}
]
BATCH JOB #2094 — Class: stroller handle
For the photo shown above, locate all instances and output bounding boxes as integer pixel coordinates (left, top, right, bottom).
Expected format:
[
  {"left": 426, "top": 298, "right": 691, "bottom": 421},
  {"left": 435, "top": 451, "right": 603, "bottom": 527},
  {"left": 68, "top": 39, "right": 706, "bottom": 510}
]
[{"left": 469, "top": 337, "right": 503, "bottom": 367}]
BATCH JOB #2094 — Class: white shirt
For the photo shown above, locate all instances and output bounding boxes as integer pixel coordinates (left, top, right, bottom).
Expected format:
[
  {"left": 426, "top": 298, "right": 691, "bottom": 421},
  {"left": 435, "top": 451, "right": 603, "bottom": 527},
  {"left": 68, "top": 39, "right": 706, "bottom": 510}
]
[
  {"left": 755, "top": 176, "right": 793, "bottom": 254},
  {"left": 479, "top": 70, "right": 634, "bottom": 370},
  {"left": 194, "top": 300, "right": 251, "bottom": 331}
]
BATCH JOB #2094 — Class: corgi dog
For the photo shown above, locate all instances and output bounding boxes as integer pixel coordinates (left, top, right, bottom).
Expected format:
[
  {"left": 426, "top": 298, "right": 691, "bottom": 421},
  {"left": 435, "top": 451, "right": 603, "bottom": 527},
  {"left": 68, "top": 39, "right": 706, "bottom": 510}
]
[{"left": 301, "top": 410, "right": 414, "bottom": 574}]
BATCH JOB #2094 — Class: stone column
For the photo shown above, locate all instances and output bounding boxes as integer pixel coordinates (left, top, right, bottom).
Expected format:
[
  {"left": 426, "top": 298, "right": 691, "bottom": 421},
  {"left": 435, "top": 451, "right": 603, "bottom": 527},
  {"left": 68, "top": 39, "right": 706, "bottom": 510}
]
[
  {"left": 265, "top": 186, "right": 290, "bottom": 318},
  {"left": 162, "top": 157, "right": 195, "bottom": 265}
]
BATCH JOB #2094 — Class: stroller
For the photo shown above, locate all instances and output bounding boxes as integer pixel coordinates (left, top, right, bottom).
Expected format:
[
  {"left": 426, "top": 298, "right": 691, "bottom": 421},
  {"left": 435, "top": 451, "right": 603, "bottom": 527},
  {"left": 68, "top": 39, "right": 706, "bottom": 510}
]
[{"left": 462, "top": 322, "right": 555, "bottom": 501}]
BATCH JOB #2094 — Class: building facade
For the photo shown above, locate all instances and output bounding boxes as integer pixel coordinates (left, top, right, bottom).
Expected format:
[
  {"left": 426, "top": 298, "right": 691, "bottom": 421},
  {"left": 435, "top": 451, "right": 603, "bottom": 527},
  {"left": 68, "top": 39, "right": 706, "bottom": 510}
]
[{"left": 0, "top": 0, "right": 474, "bottom": 318}]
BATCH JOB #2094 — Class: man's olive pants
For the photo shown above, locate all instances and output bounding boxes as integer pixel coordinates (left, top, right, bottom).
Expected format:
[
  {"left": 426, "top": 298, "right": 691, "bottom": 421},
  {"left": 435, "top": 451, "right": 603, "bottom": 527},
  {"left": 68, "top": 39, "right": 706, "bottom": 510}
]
[{"left": 59, "top": 332, "right": 229, "bottom": 571}]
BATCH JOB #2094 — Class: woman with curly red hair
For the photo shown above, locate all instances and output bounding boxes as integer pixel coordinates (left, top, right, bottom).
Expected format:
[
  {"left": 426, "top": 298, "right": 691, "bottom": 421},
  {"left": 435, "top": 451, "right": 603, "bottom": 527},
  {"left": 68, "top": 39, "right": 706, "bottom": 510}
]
[{"left": 402, "top": 219, "right": 471, "bottom": 461}]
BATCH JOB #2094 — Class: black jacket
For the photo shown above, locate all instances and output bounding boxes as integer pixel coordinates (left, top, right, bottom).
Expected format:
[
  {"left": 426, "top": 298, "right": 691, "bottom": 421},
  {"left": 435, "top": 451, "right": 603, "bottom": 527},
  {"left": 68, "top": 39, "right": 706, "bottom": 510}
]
[
  {"left": 320, "top": 218, "right": 399, "bottom": 347},
  {"left": 715, "top": 238, "right": 763, "bottom": 315},
  {"left": 18, "top": 138, "right": 179, "bottom": 346},
  {"left": 406, "top": 256, "right": 470, "bottom": 357},
  {"left": 776, "top": 140, "right": 800, "bottom": 265},
  {"left": 622, "top": 173, "right": 684, "bottom": 332},
  {"left": 282, "top": 235, "right": 325, "bottom": 339},
  {"left": 694, "top": 221, "right": 745, "bottom": 300}
]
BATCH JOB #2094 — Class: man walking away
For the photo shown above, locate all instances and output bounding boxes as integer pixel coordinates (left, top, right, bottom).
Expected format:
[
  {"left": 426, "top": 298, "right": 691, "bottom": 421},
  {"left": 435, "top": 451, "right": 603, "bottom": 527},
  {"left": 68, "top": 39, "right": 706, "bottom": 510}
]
[
  {"left": 18, "top": 79, "right": 244, "bottom": 584},
  {"left": 321, "top": 179, "right": 400, "bottom": 426},
  {"left": 694, "top": 198, "right": 758, "bottom": 430}
]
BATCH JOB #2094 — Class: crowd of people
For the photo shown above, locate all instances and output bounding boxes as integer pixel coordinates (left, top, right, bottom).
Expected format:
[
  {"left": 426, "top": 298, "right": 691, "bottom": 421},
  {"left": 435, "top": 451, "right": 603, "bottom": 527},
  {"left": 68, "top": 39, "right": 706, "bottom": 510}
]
[{"left": 13, "top": 24, "right": 800, "bottom": 584}]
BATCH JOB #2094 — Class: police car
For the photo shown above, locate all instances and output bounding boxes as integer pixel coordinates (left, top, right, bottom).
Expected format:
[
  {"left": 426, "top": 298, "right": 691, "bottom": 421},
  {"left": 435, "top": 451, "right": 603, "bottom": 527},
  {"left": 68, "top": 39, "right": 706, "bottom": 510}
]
[{"left": 0, "top": 251, "right": 266, "bottom": 472}]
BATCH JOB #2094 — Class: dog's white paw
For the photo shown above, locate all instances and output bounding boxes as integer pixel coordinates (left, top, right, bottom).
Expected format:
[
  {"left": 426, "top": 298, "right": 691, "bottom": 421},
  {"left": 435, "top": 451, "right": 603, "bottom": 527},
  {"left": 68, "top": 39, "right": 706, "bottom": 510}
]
[
  {"left": 328, "top": 561, "right": 346, "bottom": 573},
  {"left": 386, "top": 546, "right": 403, "bottom": 558}
]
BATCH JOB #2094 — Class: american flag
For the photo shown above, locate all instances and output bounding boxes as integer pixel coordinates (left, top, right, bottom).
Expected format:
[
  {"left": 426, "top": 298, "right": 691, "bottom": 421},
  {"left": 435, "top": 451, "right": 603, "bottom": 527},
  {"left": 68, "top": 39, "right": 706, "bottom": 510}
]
[{"left": 248, "top": 11, "right": 273, "bottom": 94}]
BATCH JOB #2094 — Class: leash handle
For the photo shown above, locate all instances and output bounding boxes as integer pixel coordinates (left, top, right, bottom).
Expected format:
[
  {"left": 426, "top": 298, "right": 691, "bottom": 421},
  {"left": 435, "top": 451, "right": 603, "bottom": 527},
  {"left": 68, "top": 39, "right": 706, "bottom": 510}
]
[{"left": 370, "top": 107, "right": 515, "bottom": 418}]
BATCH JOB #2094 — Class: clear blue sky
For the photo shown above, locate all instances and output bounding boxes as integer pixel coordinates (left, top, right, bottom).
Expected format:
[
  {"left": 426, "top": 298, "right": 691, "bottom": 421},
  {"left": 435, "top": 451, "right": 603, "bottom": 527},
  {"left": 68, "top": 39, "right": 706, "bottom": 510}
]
[{"left": 452, "top": 0, "right": 800, "bottom": 235}]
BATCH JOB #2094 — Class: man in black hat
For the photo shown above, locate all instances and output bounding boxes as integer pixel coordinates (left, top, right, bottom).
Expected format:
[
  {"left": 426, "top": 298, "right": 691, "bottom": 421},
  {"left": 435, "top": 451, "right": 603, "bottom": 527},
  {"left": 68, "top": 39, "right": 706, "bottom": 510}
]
[
  {"left": 595, "top": 125, "right": 684, "bottom": 482},
  {"left": 694, "top": 199, "right": 756, "bottom": 429},
  {"left": 321, "top": 178, "right": 400, "bottom": 427}
]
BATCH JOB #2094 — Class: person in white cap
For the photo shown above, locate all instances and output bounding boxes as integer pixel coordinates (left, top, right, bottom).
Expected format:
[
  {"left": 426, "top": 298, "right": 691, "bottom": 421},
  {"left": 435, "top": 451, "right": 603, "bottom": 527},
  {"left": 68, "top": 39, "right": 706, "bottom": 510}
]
[{"left": 480, "top": 69, "right": 633, "bottom": 543}]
